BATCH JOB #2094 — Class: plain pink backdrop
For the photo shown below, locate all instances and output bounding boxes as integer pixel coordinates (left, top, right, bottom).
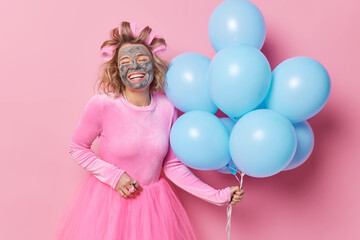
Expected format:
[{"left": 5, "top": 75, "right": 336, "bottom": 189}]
[{"left": 1, "top": 0, "right": 359, "bottom": 239}]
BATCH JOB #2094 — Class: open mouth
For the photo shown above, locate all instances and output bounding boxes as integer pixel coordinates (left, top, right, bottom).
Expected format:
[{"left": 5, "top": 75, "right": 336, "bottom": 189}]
[{"left": 127, "top": 72, "right": 146, "bottom": 82}]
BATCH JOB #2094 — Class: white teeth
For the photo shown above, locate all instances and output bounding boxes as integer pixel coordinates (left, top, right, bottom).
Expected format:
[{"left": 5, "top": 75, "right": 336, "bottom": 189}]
[{"left": 129, "top": 74, "right": 145, "bottom": 79}]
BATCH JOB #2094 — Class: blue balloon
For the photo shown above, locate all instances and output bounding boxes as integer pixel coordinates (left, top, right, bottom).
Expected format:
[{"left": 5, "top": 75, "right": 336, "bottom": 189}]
[
  {"left": 230, "top": 116, "right": 240, "bottom": 122},
  {"left": 170, "top": 111, "right": 231, "bottom": 170},
  {"left": 229, "top": 109, "right": 297, "bottom": 178},
  {"left": 217, "top": 161, "right": 239, "bottom": 175},
  {"left": 217, "top": 117, "right": 239, "bottom": 174},
  {"left": 165, "top": 53, "right": 218, "bottom": 113},
  {"left": 208, "top": 44, "right": 272, "bottom": 118},
  {"left": 264, "top": 56, "right": 331, "bottom": 123},
  {"left": 208, "top": 0, "right": 266, "bottom": 52},
  {"left": 255, "top": 99, "right": 267, "bottom": 110},
  {"left": 283, "top": 121, "right": 314, "bottom": 171},
  {"left": 219, "top": 117, "right": 236, "bottom": 133}
]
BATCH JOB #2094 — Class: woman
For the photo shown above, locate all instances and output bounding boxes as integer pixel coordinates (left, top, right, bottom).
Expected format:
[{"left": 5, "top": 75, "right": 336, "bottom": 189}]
[{"left": 55, "top": 21, "right": 244, "bottom": 240}]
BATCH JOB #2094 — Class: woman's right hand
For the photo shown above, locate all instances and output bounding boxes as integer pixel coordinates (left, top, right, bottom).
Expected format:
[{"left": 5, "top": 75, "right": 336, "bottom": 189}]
[{"left": 115, "top": 172, "right": 143, "bottom": 199}]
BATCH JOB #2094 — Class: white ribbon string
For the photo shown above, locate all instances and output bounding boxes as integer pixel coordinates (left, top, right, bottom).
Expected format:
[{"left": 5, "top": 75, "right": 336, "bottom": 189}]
[
  {"left": 225, "top": 166, "right": 245, "bottom": 240},
  {"left": 226, "top": 203, "right": 233, "bottom": 239}
]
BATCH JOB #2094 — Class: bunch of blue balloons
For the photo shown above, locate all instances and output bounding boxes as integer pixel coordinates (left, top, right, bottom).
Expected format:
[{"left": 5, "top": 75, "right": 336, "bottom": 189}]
[{"left": 165, "top": 0, "right": 330, "bottom": 178}]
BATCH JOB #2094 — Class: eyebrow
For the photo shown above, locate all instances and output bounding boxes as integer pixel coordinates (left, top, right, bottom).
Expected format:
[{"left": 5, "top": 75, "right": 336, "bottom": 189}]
[{"left": 119, "top": 53, "right": 148, "bottom": 61}]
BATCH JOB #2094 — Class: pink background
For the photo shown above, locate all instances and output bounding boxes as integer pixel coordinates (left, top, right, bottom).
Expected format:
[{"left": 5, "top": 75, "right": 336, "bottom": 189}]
[{"left": 1, "top": 0, "right": 359, "bottom": 239}]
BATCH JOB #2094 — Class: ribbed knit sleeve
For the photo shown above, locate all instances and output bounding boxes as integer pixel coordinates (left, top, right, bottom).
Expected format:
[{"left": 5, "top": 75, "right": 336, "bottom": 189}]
[{"left": 68, "top": 94, "right": 126, "bottom": 189}]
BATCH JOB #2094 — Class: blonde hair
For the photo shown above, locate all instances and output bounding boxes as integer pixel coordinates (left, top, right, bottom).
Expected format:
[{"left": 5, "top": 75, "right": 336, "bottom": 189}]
[{"left": 94, "top": 21, "right": 169, "bottom": 98}]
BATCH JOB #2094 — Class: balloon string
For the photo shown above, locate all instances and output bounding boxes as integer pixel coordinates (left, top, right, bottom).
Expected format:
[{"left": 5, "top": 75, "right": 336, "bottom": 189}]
[
  {"left": 226, "top": 202, "right": 232, "bottom": 240},
  {"left": 225, "top": 169, "right": 245, "bottom": 240}
]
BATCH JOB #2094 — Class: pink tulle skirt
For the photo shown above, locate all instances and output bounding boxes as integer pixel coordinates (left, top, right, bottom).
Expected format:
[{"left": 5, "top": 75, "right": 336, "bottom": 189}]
[{"left": 55, "top": 175, "right": 199, "bottom": 240}]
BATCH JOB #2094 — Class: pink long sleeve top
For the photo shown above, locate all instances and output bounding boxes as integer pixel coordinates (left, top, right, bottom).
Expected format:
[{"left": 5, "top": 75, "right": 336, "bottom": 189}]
[{"left": 68, "top": 92, "right": 231, "bottom": 206}]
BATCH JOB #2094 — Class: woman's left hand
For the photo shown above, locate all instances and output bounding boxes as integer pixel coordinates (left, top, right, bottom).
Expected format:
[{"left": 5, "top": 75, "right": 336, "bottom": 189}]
[{"left": 229, "top": 186, "right": 244, "bottom": 205}]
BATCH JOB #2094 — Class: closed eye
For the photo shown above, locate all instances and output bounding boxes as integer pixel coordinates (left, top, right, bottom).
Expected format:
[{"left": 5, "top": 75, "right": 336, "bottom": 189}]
[{"left": 138, "top": 56, "right": 149, "bottom": 61}]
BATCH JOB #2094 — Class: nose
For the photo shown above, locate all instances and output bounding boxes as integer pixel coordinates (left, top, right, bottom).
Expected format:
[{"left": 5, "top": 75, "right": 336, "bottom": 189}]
[{"left": 130, "top": 59, "right": 141, "bottom": 70}]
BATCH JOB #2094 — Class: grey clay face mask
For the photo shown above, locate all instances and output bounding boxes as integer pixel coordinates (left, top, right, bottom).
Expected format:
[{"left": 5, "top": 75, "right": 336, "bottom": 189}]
[{"left": 118, "top": 45, "right": 154, "bottom": 90}]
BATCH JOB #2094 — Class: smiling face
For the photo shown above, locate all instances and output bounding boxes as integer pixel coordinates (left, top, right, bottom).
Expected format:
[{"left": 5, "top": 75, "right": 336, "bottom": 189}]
[{"left": 118, "top": 43, "right": 154, "bottom": 90}]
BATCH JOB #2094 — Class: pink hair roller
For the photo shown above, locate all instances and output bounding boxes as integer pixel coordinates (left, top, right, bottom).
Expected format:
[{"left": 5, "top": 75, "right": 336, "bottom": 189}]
[
  {"left": 100, "top": 45, "right": 116, "bottom": 61},
  {"left": 100, "top": 22, "right": 167, "bottom": 60}
]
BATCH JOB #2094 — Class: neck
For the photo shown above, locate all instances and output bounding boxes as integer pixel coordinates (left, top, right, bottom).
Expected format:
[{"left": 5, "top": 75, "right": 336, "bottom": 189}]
[{"left": 123, "top": 88, "right": 152, "bottom": 107}]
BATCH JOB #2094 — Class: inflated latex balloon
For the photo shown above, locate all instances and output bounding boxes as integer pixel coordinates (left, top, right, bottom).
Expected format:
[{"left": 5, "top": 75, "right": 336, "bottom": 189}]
[
  {"left": 170, "top": 111, "right": 231, "bottom": 170},
  {"left": 219, "top": 117, "right": 236, "bottom": 132},
  {"left": 217, "top": 118, "right": 239, "bottom": 174},
  {"left": 165, "top": 53, "right": 217, "bottom": 113},
  {"left": 264, "top": 56, "right": 331, "bottom": 123},
  {"left": 208, "top": 0, "right": 266, "bottom": 52},
  {"left": 229, "top": 109, "right": 297, "bottom": 178},
  {"left": 208, "top": 44, "right": 271, "bottom": 118},
  {"left": 255, "top": 99, "right": 267, "bottom": 110},
  {"left": 283, "top": 121, "right": 314, "bottom": 171},
  {"left": 217, "top": 160, "right": 239, "bottom": 175}
]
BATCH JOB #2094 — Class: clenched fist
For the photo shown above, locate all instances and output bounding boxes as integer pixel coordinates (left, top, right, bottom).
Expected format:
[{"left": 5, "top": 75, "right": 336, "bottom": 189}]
[{"left": 229, "top": 186, "right": 244, "bottom": 205}]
